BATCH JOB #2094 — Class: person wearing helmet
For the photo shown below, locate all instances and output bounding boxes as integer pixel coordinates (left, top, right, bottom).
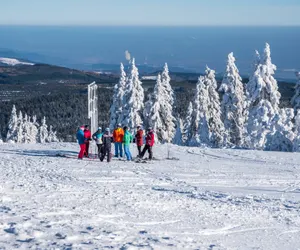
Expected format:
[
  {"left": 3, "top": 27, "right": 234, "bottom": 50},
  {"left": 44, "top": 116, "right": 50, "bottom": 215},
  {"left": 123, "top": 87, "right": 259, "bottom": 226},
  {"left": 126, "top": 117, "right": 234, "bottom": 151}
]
[
  {"left": 92, "top": 127, "right": 103, "bottom": 159},
  {"left": 84, "top": 124, "right": 92, "bottom": 157},
  {"left": 113, "top": 123, "right": 124, "bottom": 158},
  {"left": 140, "top": 127, "right": 155, "bottom": 160},
  {"left": 101, "top": 128, "right": 113, "bottom": 162},
  {"left": 76, "top": 126, "right": 86, "bottom": 159}
]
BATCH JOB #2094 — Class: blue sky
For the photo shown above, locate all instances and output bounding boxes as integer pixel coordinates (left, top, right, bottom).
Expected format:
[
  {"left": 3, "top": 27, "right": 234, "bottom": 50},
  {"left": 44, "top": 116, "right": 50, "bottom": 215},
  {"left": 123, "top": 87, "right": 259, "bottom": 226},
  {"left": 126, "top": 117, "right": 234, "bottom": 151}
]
[{"left": 1, "top": 0, "right": 300, "bottom": 26}]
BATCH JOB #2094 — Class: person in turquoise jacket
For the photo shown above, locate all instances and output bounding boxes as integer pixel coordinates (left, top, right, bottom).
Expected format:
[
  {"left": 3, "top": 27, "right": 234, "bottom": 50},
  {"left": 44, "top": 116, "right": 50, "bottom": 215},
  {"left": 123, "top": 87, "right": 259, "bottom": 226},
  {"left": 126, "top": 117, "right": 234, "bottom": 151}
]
[
  {"left": 123, "top": 126, "right": 133, "bottom": 161},
  {"left": 76, "top": 126, "right": 85, "bottom": 159},
  {"left": 92, "top": 127, "right": 103, "bottom": 159}
]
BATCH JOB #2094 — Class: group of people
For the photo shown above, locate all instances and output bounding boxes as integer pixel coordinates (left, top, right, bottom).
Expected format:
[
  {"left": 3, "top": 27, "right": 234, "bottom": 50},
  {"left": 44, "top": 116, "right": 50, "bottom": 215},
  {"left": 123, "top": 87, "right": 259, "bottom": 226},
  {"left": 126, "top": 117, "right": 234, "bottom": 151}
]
[{"left": 76, "top": 124, "right": 155, "bottom": 162}]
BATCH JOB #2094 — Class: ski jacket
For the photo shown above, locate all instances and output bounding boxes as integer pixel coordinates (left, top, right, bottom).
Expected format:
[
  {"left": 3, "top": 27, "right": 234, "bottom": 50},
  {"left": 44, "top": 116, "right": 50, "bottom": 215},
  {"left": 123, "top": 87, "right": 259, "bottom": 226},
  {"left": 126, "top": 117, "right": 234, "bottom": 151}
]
[
  {"left": 84, "top": 129, "right": 92, "bottom": 142},
  {"left": 93, "top": 131, "right": 103, "bottom": 144},
  {"left": 76, "top": 130, "right": 85, "bottom": 145},
  {"left": 113, "top": 128, "right": 124, "bottom": 143},
  {"left": 102, "top": 132, "right": 113, "bottom": 149},
  {"left": 135, "top": 129, "right": 144, "bottom": 146},
  {"left": 123, "top": 131, "right": 133, "bottom": 145},
  {"left": 146, "top": 131, "right": 155, "bottom": 147}
]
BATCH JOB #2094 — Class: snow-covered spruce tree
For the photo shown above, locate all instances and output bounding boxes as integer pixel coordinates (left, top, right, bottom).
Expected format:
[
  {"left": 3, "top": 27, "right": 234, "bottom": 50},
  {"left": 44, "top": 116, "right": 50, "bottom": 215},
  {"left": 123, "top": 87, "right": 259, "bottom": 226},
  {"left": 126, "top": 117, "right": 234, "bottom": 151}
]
[
  {"left": 148, "top": 74, "right": 165, "bottom": 143},
  {"left": 22, "top": 113, "right": 31, "bottom": 143},
  {"left": 293, "top": 111, "right": 300, "bottom": 152},
  {"left": 188, "top": 76, "right": 210, "bottom": 146},
  {"left": 143, "top": 93, "right": 153, "bottom": 129},
  {"left": 16, "top": 110, "right": 24, "bottom": 143},
  {"left": 219, "top": 53, "right": 247, "bottom": 147},
  {"left": 246, "top": 43, "right": 281, "bottom": 150},
  {"left": 121, "top": 58, "right": 144, "bottom": 130},
  {"left": 173, "top": 118, "right": 183, "bottom": 146},
  {"left": 38, "top": 117, "right": 49, "bottom": 143},
  {"left": 182, "top": 102, "right": 193, "bottom": 145},
  {"left": 6, "top": 105, "right": 18, "bottom": 143},
  {"left": 109, "top": 63, "right": 126, "bottom": 130},
  {"left": 47, "top": 125, "right": 59, "bottom": 142},
  {"left": 265, "top": 108, "right": 295, "bottom": 152},
  {"left": 161, "top": 63, "right": 176, "bottom": 141},
  {"left": 291, "top": 72, "right": 300, "bottom": 113},
  {"left": 205, "top": 66, "right": 225, "bottom": 148}
]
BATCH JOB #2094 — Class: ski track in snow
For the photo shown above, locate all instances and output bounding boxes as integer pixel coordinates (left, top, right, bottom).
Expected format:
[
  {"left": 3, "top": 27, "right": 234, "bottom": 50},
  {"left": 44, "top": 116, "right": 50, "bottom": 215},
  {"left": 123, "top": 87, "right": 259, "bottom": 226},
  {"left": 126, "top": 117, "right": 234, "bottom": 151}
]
[{"left": 1, "top": 143, "right": 300, "bottom": 249}]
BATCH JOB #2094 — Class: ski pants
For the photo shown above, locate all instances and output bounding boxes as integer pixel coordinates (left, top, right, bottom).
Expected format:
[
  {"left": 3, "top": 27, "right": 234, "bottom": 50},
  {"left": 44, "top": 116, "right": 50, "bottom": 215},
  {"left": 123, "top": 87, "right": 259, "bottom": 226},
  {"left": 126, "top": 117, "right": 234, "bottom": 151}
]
[
  {"left": 78, "top": 144, "right": 86, "bottom": 159},
  {"left": 84, "top": 141, "right": 90, "bottom": 156},
  {"left": 124, "top": 145, "right": 132, "bottom": 161},
  {"left": 114, "top": 142, "right": 123, "bottom": 157},
  {"left": 137, "top": 145, "right": 142, "bottom": 156},
  {"left": 96, "top": 144, "right": 103, "bottom": 158},
  {"left": 101, "top": 146, "right": 111, "bottom": 162},
  {"left": 141, "top": 145, "right": 153, "bottom": 160}
]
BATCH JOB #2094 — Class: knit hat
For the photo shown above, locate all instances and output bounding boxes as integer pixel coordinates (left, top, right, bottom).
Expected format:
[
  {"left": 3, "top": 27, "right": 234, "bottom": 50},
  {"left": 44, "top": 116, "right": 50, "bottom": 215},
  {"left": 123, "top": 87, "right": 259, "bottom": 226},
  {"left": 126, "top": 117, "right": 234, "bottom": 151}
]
[
  {"left": 80, "top": 126, "right": 85, "bottom": 130},
  {"left": 98, "top": 127, "right": 102, "bottom": 130},
  {"left": 105, "top": 128, "right": 110, "bottom": 132}
]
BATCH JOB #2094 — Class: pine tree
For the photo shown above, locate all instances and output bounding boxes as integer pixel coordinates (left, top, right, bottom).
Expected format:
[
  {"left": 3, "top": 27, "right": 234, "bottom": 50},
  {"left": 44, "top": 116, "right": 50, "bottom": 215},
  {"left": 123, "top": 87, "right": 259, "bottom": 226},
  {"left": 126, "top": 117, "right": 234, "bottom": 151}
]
[
  {"left": 143, "top": 93, "right": 153, "bottom": 129},
  {"left": 23, "top": 113, "right": 31, "bottom": 143},
  {"left": 109, "top": 63, "right": 126, "bottom": 130},
  {"left": 47, "top": 125, "right": 59, "bottom": 142},
  {"left": 189, "top": 76, "right": 210, "bottom": 146},
  {"left": 182, "top": 102, "right": 193, "bottom": 145},
  {"left": 293, "top": 111, "right": 300, "bottom": 152},
  {"left": 148, "top": 74, "right": 165, "bottom": 143},
  {"left": 206, "top": 66, "right": 225, "bottom": 147},
  {"left": 122, "top": 58, "right": 144, "bottom": 130},
  {"left": 6, "top": 105, "right": 18, "bottom": 143},
  {"left": 265, "top": 108, "right": 295, "bottom": 152},
  {"left": 16, "top": 111, "right": 24, "bottom": 143},
  {"left": 38, "top": 117, "right": 49, "bottom": 143},
  {"left": 219, "top": 53, "right": 247, "bottom": 147},
  {"left": 291, "top": 72, "right": 300, "bottom": 113},
  {"left": 173, "top": 118, "right": 183, "bottom": 146},
  {"left": 246, "top": 43, "right": 281, "bottom": 149}
]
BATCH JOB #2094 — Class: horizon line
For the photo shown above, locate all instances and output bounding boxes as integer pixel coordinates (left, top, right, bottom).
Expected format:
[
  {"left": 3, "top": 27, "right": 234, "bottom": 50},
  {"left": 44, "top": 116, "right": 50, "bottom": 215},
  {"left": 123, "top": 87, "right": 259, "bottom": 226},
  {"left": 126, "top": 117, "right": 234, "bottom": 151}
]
[{"left": 0, "top": 24, "right": 300, "bottom": 28}]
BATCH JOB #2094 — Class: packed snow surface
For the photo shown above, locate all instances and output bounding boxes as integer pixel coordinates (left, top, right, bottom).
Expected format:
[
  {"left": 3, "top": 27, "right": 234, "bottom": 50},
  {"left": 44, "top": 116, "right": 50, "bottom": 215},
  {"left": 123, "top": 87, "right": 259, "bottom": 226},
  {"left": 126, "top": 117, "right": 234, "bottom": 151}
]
[
  {"left": 1, "top": 143, "right": 300, "bottom": 249},
  {"left": 0, "top": 57, "right": 34, "bottom": 66}
]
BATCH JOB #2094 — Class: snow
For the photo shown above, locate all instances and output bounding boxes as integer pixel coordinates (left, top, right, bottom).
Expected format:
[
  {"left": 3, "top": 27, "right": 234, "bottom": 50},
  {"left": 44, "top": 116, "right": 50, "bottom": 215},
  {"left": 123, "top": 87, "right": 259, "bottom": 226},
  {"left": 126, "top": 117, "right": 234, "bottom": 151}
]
[
  {"left": 1, "top": 142, "right": 300, "bottom": 249},
  {"left": 0, "top": 57, "right": 34, "bottom": 66}
]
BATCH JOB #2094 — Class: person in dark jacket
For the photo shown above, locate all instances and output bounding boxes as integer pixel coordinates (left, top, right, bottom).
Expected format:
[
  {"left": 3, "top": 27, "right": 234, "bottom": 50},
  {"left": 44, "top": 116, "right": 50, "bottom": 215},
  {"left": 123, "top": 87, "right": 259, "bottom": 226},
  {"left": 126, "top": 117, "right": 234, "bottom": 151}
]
[
  {"left": 84, "top": 125, "right": 92, "bottom": 157},
  {"left": 92, "top": 127, "right": 103, "bottom": 159},
  {"left": 100, "top": 128, "right": 113, "bottom": 162},
  {"left": 135, "top": 125, "right": 144, "bottom": 157},
  {"left": 140, "top": 127, "right": 155, "bottom": 160},
  {"left": 76, "top": 126, "right": 86, "bottom": 159}
]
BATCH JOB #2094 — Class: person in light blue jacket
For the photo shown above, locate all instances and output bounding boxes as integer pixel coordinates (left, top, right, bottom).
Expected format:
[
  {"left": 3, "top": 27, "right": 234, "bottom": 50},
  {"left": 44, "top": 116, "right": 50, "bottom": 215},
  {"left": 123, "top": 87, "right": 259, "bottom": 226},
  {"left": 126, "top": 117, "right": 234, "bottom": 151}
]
[
  {"left": 93, "top": 127, "right": 103, "bottom": 159},
  {"left": 76, "top": 126, "right": 85, "bottom": 159}
]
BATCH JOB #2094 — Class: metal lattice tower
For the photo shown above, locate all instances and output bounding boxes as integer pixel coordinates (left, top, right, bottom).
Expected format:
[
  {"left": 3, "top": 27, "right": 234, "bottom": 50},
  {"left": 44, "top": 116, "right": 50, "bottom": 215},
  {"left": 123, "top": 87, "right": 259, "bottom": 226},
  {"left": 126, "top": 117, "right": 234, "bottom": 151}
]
[{"left": 88, "top": 82, "right": 98, "bottom": 134}]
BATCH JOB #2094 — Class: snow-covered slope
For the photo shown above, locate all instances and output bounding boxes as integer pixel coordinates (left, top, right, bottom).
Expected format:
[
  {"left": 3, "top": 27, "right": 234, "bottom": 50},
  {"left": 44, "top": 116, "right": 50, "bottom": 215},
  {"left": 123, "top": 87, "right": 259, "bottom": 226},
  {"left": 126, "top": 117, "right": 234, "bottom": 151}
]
[
  {"left": 0, "top": 57, "right": 34, "bottom": 66},
  {"left": 1, "top": 143, "right": 300, "bottom": 249}
]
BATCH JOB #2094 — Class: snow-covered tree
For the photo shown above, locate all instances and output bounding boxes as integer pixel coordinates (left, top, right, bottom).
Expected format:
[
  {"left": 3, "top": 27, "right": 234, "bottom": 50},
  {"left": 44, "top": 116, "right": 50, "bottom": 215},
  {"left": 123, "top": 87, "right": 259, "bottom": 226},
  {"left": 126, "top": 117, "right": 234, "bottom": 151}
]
[
  {"left": 109, "top": 63, "right": 126, "bottom": 130},
  {"left": 291, "top": 72, "right": 300, "bottom": 113},
  {"left": 121, "top": 58, "right": 144, "bottom": 130},
  {"left": 148, "top": 74, "right": 165, "bottom": 143},
  {"left": 16, "top": 111, "right": 24, "bottom": 143},
  {"left": 182, "top": 102, "right": 193, "bottom": 145},
  {"left": 206, "top": 66, "right": 225, "bottom": 147},
  {"left": 22, "top": 114, "right": 31, "bottom": 143},
  {"left": 6, "top": 105, "right": 18, "bottom": 142},
  {"left": 265, "top": 108, "right": 295, "bottom": 152},
  {"left": 246, "top": 43, "right": 281, "bottom": 149},
  {"left": 161, "top": 63, "right": 176, "bottom": 141},
  {"left": 47, "top": 125, "right": 59, "bottom": 142},
  {"left": 173, "top": 118, "right": 183, "bottom": 146},
  {"left": 293, "top": 111, "right": 300, "bottom": 152},
  {"left": 38, "top": 117, "right": 48, "bottom": 143},
  {"left": 219, "top": 53, "right": 247, "bottom": 147},
  {"left": 143, "top": 94, "right": 153, "bottom": 129},
  {"left": 189, "top": 76, "right": 210, "bottom": 146}
]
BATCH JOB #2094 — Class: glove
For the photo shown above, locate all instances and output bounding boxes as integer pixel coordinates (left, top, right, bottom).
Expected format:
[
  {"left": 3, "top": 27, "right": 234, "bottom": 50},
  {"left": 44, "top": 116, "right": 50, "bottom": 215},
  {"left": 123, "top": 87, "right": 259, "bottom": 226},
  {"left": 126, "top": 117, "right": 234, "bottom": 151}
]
[{"left": 133, "top": 138, "right": 136, "bottom": 143}]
